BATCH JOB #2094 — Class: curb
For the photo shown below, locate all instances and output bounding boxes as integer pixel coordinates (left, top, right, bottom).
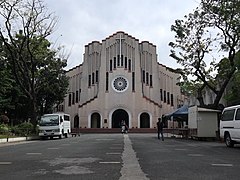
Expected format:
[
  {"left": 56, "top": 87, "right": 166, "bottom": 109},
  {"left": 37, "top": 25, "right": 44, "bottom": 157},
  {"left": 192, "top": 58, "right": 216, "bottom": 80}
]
[{"left": 0, "top": 136, "right": 40, "bottom": 144}]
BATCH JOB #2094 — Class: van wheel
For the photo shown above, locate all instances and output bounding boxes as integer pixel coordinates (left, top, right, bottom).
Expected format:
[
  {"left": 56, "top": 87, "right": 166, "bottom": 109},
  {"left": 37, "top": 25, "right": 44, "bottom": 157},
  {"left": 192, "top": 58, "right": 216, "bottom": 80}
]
[
  {"left": 40, "top": 137, "right": 47, "bottom": 140},
  {"left": 225, "top": 133, "right": 234, "bottom": 147},
  {"left": 65, "top": 133, "right": 68, "bottom": 138},
  {"left": 59, "top": 130, "right": 64, "bottom": 139}
]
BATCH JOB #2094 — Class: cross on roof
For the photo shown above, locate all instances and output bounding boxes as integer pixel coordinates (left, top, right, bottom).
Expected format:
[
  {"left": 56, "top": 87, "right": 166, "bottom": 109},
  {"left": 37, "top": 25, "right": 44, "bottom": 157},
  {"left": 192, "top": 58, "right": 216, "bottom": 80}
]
[{"left": 116, "top": 34, "right": 125, "bottom": 58}]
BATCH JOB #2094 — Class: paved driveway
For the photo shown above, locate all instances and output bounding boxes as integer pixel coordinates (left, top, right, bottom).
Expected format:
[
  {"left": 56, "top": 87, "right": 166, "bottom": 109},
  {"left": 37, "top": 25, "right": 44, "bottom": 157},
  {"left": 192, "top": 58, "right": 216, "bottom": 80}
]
[{"left": 0, "top": 133, "right": 239, "bottom": 180}]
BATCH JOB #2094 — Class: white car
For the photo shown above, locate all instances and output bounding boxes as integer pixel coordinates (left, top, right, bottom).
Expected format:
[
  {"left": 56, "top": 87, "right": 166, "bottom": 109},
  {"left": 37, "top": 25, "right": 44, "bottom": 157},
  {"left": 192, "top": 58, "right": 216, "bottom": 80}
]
[{"left": 220, "top": 105, "right": 240, "bottom": 147}]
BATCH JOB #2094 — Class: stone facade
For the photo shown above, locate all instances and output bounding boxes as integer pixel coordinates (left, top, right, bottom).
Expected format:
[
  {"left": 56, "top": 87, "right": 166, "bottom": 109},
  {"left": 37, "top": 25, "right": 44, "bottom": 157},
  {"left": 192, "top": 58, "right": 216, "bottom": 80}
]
[{"left": 62, "top": 32, "right": 183, "bottom": 130}]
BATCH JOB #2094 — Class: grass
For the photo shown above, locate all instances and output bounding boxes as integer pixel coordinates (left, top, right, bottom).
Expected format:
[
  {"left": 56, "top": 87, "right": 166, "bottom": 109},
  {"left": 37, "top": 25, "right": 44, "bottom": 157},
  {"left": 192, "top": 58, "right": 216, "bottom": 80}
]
[{"left": 0, "top": 134, "right": 19, "bottom": 139}]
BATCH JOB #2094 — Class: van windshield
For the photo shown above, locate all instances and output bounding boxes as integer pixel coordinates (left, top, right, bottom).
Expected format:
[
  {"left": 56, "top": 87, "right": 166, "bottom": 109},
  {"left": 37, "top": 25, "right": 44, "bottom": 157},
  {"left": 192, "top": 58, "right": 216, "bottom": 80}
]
[
  {"left": 222, "top": 109, "right": 235, "bottom": 121},
  {"left": 39, "top": 115, "right": 59, "bottom": 126}
]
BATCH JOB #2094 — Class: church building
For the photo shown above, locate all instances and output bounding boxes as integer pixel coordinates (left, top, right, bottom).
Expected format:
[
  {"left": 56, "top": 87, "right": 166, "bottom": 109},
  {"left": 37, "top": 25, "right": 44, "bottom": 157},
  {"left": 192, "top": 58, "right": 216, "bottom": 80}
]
[{"left": 62, "top": 31, "right": 184, "bottom": 130}]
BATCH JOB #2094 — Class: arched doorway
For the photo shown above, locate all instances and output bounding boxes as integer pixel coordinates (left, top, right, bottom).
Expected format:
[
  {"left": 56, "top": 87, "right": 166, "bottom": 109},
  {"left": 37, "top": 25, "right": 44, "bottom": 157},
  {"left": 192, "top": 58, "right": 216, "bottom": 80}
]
[
  {"left": 74, "top": 115, "right": 79, "bottom": 128},
  {"left": 112, "top": 109, "right": 129, "bottom": 128},
  {"left": 91, "top": 113, "right": 101, "bottom": 128},
  {"left": 140, "top": 112, "right": 150, "bottom": 128}
]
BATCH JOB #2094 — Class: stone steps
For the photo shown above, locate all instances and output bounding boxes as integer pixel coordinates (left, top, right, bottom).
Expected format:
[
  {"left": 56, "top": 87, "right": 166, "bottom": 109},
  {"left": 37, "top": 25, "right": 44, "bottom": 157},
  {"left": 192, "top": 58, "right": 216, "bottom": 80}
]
[{"left": 72, "top": 128, "right": 157, "bottom": 133}]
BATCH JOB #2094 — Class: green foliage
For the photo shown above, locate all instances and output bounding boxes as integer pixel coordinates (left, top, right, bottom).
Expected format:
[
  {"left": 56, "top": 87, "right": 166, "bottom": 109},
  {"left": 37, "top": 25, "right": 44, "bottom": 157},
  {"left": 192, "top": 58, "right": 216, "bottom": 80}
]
[
  {"left": 170, "top": 0, "right": 240, "bottom": 108},
  {"left": 223, "top": 52, "right": 240, "bottom": 105},
  {"left": 0, "top": 33, "right": 69, "bottom": 122},
  {"left": 0, "top": 39, "right": 14, "bottom": 112},
  {"left": 35, "top": 42, "right": 69, "bottom": 114},
  {"left": 11, "top": 122, "right": 35, "bottom": 136},
  {"left": 0, "top": 124, "right": 9, "bottom": 134},
  {"left": 178, "top": 80, "right": 202, "bottom": 96},
  {"left": 0, "top": 122, "right": 37, "bottom": 137},
  {"left": 0, "top": 115, "right": 9, "bottom": 124},
  {"left": 0, "top": 0, "right": 69, "bottom": 124}
]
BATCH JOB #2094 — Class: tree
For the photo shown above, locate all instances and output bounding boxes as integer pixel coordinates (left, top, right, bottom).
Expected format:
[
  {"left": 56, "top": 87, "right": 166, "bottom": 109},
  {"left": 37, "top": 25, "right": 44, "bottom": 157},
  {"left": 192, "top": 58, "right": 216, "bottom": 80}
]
[
  {"left": 36, "top": 53, "right": 69, "bottom": 115},
  {"left": 221, "top": 51, "right": 240, "bottom": 105},
  {"left": 169, "top": 0, "right": 240, "bottom": 109},
  {"left": 0, "top": 0, "right": 68, "bottom": 128},
  {"left": 0, "top": 38, "right": 14, "bottom": 114}
]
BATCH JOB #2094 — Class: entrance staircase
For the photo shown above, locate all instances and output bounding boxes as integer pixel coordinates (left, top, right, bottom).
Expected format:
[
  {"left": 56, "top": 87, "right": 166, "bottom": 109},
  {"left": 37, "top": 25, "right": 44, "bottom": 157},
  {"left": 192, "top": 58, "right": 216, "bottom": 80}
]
[{"left": 72, "top": 128, "right": 157, "bottom": 133}]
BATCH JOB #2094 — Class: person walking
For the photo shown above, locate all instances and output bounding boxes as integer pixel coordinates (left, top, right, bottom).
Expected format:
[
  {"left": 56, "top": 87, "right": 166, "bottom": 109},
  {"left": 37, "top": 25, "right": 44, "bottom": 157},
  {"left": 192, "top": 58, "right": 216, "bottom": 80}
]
[
  {"left": 157, "top": 118, "right": 164, "bottom": 141},
  {"left": 121, "top": 120, "right": 128, "bottom": 134}
]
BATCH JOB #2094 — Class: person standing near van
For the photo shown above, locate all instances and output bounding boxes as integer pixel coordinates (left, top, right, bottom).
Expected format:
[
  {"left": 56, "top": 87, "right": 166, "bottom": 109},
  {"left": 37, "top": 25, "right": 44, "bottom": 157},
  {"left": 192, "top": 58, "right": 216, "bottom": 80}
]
[{"left": 157, "top": 118, "right": 164, "bottom": 141}]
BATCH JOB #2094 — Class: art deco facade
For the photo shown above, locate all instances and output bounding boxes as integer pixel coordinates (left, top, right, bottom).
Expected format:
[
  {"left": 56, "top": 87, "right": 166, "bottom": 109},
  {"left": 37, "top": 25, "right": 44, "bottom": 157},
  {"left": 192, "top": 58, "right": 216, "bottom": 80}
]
[{"left": 62, "top": 32, "right": 183, "bottom": 129}]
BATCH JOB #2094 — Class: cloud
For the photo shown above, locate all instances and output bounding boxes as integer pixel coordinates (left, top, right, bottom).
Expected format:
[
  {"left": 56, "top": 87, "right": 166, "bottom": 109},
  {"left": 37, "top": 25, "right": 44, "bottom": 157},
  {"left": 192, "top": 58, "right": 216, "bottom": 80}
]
[{"left": 44, "top": 0, "right": 200, "bottom": 69}]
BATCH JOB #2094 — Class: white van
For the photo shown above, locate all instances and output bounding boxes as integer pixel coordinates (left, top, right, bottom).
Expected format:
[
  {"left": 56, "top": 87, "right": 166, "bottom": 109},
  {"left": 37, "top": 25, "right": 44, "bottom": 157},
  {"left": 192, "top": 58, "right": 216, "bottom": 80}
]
[
  {"left": 38, "top": 113, "right": 71, "bottom": 139},
  {"left": 220, "top": 105, "right": 240, "bottom": 147}
]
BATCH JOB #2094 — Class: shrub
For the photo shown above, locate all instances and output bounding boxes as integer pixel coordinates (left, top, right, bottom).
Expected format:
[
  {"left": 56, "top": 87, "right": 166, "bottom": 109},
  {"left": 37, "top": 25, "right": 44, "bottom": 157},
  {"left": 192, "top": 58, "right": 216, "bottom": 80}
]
[
  {"left": 11, "top": 122, "right": 34, "bottom": 136},
  {"left": 0, "top": 124, "right": 9, "bottom": 134},
  {"left": 0, "top": 115, "right": 9, "bottom": 124}
]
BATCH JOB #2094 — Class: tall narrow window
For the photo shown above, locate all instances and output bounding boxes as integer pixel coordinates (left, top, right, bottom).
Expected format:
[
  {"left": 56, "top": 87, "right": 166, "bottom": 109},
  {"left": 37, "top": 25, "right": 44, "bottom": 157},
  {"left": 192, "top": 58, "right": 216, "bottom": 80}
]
[
  {"left": 96, "top": 70, "right": 99, "bottom": 83},
  {"left": 171, "top": 94, "right": 174, "bottom": 106},
  {"left": 142, "top": 70, "right": 145, "bottom": 83},
  {"left": 150, "top": 75, "right": 153, "bottom": 87},
  {"left": 146, "top": 72, "right": 149, "bottom": 85},
  {"left": 164, "top": 90, "right": 166, "bottom": 103},
  {"left": 88, "top": 75, "right": 91, "bottom": 87},
  {"left": 132, "top": 72, "right": 135, "bottom": 92},
  {"left": 72, "top": 92, "right": 75, "bottom": 105},
  {"left": 106, "top": 72, "right": 109, "bottom": 91},
  {"left": 121, "top": 55, "right": 124, "bottom": 66},
  {"left": 92, "top": 72, "right": 95, "bottom": 84},
  {"left": 110, "top": 60, "right": 113, "bottom": 71},
  {"left": 160, "top": 89, "right": 163, "bottom": 101},
  {"left": 114, "top": 57, "right": 116, "bottom": 69},
  {"left": 79, "top": 89, "right": 81, "bottom": 101},
  {"left": 68, "top": 93, "right": 72, "bottom": 106},
  {"left": 128, "top": 59, "right": 131, "bottom": 71},
  {"left": 167, "top": 92, "right": 170, "bottom": 104},
  {"left": 125, "top": 57, "right": 127, "bottom": 69},
  {"left": 117, "top": 55, "right": 120, "bottom": 66},
  {"left": 76, "top": 90, "right": 79, "bottom": 103}
]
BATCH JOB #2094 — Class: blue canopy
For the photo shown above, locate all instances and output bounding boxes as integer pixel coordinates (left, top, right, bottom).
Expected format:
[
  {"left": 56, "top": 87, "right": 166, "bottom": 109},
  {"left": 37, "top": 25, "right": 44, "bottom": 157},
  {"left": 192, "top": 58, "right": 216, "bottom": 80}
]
[{"left": 165, "top": 105, "right": 188, "bottom": 118}]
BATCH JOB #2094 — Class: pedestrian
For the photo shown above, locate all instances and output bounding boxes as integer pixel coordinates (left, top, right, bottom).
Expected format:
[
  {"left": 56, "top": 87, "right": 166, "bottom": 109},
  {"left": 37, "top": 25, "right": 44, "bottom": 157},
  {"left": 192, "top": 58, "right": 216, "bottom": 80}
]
[
  {"left": 157, "top": 118, "right": 164, "bottom": 141},
  {"left": 125, "top": 122, "right": 128, "bottom": 133},
  {"left": 121, "top": 120, "right": 126, "bottom": 134}
]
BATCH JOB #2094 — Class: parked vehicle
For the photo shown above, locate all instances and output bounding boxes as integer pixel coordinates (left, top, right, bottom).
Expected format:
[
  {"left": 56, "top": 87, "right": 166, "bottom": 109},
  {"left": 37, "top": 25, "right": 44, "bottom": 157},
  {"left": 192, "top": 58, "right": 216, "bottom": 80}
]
[
  {"left": 220, "top": 105, "right": 240, "bottom": 147},
  {"left": 38, "top": 113, "right": 71, "bottom": 139}
]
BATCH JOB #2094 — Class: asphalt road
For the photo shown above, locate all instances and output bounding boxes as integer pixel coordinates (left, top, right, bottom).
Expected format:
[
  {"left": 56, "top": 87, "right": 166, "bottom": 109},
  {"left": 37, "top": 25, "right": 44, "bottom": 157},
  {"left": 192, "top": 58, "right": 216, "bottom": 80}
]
[{"left": 0, "top": 134, "right": 239, "bottom": 180}]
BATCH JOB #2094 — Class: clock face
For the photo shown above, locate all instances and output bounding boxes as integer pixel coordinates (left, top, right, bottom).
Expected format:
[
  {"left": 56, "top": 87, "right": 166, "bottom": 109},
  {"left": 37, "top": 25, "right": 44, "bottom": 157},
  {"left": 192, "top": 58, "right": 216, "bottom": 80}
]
[{"left": 112, "top": 76, "right": 128, "bottom": 92}]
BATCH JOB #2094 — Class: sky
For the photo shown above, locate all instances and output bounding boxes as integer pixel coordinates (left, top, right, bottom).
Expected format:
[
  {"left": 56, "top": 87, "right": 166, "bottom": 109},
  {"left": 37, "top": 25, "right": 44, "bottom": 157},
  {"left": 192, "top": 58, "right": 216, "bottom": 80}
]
[{"left": 44, "top": 0, "right": 200, "bottom": 70}]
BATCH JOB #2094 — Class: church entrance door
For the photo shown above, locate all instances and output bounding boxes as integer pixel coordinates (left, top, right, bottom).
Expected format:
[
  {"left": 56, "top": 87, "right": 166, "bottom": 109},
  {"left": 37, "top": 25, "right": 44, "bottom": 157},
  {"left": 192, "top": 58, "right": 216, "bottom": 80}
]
[
  {"left": 112, "top": 109, "right": 129, "bottom": 128},
  {"left": 91, "top": 113, "right": 101, "bottom": 128},
  {"left": 74, "top": 115, "right": 79, "bottom": 128},
  {"left": 140, "top": 112, "right": 150, "bottom": 128}
]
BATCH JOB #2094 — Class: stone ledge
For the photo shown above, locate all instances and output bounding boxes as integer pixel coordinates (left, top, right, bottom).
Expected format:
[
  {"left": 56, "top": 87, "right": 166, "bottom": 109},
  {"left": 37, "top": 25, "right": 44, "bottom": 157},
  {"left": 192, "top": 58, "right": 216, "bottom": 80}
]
[{"left": 0, "top": 136, "right": 40, "bottom": 144}]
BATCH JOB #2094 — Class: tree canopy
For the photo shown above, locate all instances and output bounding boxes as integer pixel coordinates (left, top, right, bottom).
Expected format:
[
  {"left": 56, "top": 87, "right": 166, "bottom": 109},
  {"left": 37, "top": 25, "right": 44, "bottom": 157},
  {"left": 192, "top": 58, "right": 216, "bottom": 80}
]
[
  {"left": 0, "top": 38, "right": 14, "bottom": 112},
  {"left": 222, "top": 51, "right": 240, "bottom": 105},
  {"left": 0, "top": 0, "right": 69, "bottom": 127},
  {"left": 169, "top": 0, "right": 240, "bottom": 109}
]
